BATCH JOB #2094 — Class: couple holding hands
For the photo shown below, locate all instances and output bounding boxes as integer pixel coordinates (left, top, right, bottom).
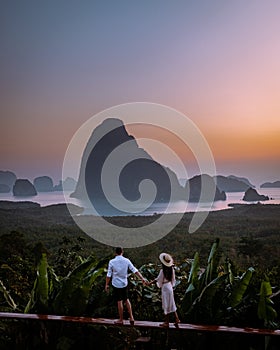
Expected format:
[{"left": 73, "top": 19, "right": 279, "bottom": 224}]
[{"left": 105, "top": 247, "right": 180, "bottom": 328}]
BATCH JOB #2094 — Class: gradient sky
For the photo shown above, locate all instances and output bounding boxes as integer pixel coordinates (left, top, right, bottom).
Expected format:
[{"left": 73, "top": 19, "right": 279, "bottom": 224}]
[{"left": 1, "top": 0, "right": 280, "bottom": 187}]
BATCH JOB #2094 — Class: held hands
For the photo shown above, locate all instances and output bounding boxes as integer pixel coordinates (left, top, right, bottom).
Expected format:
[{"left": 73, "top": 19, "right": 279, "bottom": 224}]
[
  {"left": 145, "top": 279, "right": 155, "bottom": 286},
  {"left": 142, "top": 278, "right": 148, "bottom": 286}
]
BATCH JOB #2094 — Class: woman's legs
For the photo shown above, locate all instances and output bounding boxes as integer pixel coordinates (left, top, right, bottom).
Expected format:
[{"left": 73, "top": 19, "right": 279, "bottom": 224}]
[
  {"left": 174, "top": 311, "right": 180, "bottom": 328},
  {"left": 160, "top": 313, "right": 169, "bottom": 327},
  {"left": 174, "top": 311, "right": 180, "bottom": 323}
]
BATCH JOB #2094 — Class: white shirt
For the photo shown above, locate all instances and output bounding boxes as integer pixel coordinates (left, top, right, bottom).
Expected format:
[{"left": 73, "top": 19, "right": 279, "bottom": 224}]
[{"left": 107, "top": 255, "right": 138, "bottom": 288}]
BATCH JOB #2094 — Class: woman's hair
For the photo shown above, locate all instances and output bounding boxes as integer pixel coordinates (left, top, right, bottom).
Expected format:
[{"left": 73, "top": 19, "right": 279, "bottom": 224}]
[{"left": 162, "top": 264, "right": 173, "bottom": 281}]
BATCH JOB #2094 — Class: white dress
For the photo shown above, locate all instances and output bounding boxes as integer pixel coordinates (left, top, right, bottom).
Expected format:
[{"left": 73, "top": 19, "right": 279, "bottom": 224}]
[{"left": 156, "top": 269, "right": 177, "bottom": 315}]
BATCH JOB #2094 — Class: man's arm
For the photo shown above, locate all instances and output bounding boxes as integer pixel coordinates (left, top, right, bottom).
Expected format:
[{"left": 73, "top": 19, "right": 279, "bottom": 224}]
[
  {"left": 127, "top": 259, "right": 147, "bottom": 284},
  {"left": 135, "top": 270, "right": 148, "bottom": 284},
  {"left": 105, "top": 260, "right": 112, "bottom": 292},
  {"left": 105, "top": 276, "right": 111, "bottom": 293}
]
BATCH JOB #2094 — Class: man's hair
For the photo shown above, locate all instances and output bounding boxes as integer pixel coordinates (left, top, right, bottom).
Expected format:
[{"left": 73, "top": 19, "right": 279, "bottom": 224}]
[{"left": 115, "top": 247, "right": 123, "bottom": 255}]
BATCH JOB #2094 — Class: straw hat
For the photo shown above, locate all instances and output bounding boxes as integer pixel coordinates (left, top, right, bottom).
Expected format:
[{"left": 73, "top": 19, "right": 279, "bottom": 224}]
[{"left": 159, "top": 253, "right": 173, "bottom": 267}]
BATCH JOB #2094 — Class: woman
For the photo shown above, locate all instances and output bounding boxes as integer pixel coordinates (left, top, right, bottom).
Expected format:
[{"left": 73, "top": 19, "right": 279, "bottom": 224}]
[{"left": 148, "top": 253, "right": 180, "bottom": 328}]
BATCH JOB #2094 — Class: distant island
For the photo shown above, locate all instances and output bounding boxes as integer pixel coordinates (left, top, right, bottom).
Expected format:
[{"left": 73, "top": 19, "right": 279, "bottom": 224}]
[
  {"left": 13, "top": 179, "right": 37, "bottom": 197},
  {"left": 213, "top": 175, "right": 251, "bottom": 192},
  {"left": 180, "top": 174, "right": 255, "bottom": 192},
  {"left": 242, "top": 187, "right": 269, "bottom": 202},
  {"left": 0, "top": 170, "right": 76, "bottom": 196},
  {"left": 260, "top": 181, "right": 280, "bottom": 188}
]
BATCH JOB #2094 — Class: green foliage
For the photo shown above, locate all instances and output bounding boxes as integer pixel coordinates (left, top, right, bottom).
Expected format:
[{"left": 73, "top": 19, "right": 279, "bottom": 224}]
[
  {"left": 24, "top": 253, "right": 108, "bottom": 316},
  {"left": 0, "top": 279, "right": 17, "bottom": 311},
  {"left": 0, "top": 234, "right": 280, "bottom": 349},
  {"left": 1, "top": 203, "right": 280, "bottom": 348},
  {"left": 180, "top": 239, "right": 224, "bottom": 322},
  {"left": 229, "top": 267, "right": 254, "bottom": 308},
  {"left": 178, "top": 240, "right": 276, "bottom": 327},
  {"left": 25, "top": 253, "right": 49, "bottom": 313},
  {"left": 0, "top": 232, "right": 35, "bottom": 310},
  {"left": 52, "top": 256, "right": 108, "bottom": 315},
  {"left": 204, "top": 238, "right": 220, "bottom": 285},
  {"left": 53, "top": 236, "right": 87, "bottom": 277},
  {"left": 258, "top": 275, "right": 278, "bottom": 328}
]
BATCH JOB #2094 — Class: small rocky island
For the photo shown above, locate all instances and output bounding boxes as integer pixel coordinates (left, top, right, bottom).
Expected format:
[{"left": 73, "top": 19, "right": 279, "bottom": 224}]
[
  {"left": 242, "top": 187, "right": 269, "bottom": 202},
  {"left": 13, "top": 179, "right": 37, "bottom": 197}
]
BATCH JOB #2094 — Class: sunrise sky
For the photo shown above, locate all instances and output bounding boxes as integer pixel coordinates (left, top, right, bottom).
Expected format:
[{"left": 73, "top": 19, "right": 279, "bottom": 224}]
[{"left": 1, "top": 0, "right": 280, "bottom": 187}]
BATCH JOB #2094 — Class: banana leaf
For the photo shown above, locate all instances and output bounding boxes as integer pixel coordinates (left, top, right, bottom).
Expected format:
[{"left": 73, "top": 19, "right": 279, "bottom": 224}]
[
  {"left": 196, "top": 273, "right": 228, "bottom": 305},
  {"left": 187, "top": 252, "right": 200, "bottom": 285},
  {"left": 258, "top": 277, "right": 277, "bottom": 324},
  {"left": 25, "top": 253, "right": 48, "bottom": 313},
  {"left": 204, "top": 238, "right": 220, "bottom": 285},
  {"left": 37, "top": 253, "right": 49, "bottom": 306},
  {"left": 52, "top": 256, "right": 108, "bottom": 315},
  {"left": 180, "top": 253, "right": 200, "bottom": 314},
  {"left": 48, "top": 266, "right": 61, "bottom": 300},
  {"left": 229, "top": 267, "right": 254, "bottom": 308},
  {"left": 186, "top": 274, "right": 228, "bottom": 322},
  {"left": 224, "top": 258, "right": 234, "bottom": 285},
  {"left": 197, "top": 238, "right": 220, "bottom": 288}
]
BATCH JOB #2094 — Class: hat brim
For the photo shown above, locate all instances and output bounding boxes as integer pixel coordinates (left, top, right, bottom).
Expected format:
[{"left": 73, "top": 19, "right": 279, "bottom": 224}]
[{"left": 159, "top": 253, "right": 173, "bottom": 267}]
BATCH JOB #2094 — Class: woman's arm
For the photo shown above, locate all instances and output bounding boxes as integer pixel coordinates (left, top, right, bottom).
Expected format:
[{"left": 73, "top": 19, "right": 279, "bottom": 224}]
[{"left": 146, "top": 278, "right": 157, "bottom": 285}]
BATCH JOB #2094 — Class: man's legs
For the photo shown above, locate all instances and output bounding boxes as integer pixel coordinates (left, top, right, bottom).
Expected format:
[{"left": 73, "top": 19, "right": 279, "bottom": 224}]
[
  {"left": 124, "top": 298, "right": 134, "bottom": 322},
  {"left": 114, "top": 286, "right": 134, "bottom": 325},
  {"left": 117, "top": 300, "right": 124, "bottom": 322}
]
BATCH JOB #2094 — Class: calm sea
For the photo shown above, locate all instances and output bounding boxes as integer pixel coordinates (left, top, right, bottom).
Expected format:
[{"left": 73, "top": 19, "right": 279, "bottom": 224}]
[{"left": 0, "top": 188, "right": 280, "bottom": 216}]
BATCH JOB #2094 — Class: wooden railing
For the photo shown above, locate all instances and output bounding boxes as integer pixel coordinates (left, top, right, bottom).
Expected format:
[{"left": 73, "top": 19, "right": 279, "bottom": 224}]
[{"left": 0, "top": 312, "right": 279, "bottom": 336}]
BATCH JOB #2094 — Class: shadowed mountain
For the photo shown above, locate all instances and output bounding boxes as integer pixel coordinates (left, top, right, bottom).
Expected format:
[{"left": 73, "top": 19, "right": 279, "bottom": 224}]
[
  {"left": 260, "top": 181, "right": 280, "bottom": 188},
  {"left": 71, "top": 118, "right": 185, "bottom": 215},
  {"left": 214, "top": 175, "right": 251, "bottom": 192},
  {"left": 33, "top": 176, "right": 54, "bottom": 192},
  {"left": 228, "top": 175, "right": 255, "bottom": 188},
  {"left": 54, "top": 177, "right": 77, "bottom": 191},
  {"left": 185, "top": 174, "right": 226, "bottom": 202},
  {"left": 0, "top": 184, "right": 10, "bottom": 193},
  {"left": 0, "top": 170, "right": 17, "bottom": 192}
]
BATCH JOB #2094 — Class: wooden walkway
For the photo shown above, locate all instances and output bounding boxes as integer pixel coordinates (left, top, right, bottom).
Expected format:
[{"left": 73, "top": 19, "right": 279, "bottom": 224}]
[{"left": 0, "top": 312, "right": 279, "bottom": 337}]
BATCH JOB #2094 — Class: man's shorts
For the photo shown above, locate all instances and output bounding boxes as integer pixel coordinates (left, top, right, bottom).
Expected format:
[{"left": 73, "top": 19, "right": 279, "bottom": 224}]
[{"left": 113, "top": 285, "right": 128, "bottom": 302}]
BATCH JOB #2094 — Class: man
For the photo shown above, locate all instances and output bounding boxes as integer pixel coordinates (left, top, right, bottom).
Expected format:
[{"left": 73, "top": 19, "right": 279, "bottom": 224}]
[{"left": 105, "top": 247, "right": 147, "bottom": 325}]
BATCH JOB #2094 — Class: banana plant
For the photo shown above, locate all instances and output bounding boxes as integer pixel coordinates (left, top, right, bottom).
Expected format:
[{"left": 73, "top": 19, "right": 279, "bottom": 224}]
[
  {"left": 25, "top": 253, "right": 108, "bottom": 316},
  {"left": 204, "top": 238, "right": 220, "bottom": 285},
  {"left": 52, "top": 256, "right": 108, "bottom": 315},
  {"left": 190, "top": 273, "right": 228, "bottom": 322},
  {"left": 179, "top": 239, "right": 258, "bottom": 324},
  {"left": 180, "top": 239, "right": 221, "bottom": 319},
  {"left": 180, "top": 252, "right": 200, "bottom": 313},
  {"left": 229, "top": 267, "right": 255, "bottom": 308},
  {"left": 25, "top": 253, "right": 48, "bottom": 313},
  {"left": 258, "top": 275, "right": 278, "bottom": 328}
]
